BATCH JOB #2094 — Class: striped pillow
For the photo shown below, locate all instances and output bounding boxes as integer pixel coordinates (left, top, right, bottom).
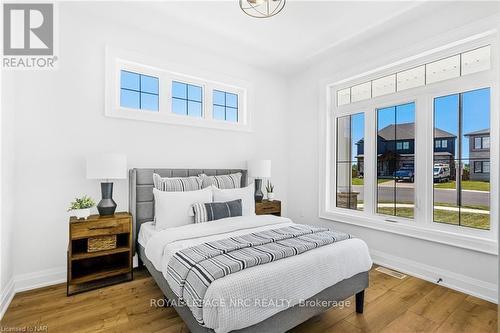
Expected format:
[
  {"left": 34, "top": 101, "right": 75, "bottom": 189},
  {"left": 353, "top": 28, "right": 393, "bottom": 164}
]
[
  {"left": 199, "top": 172, "right": 242, "bottom": 189},
  {"left": 153, "top": 173, "right": 202, "bottom": 192},
  {"left": 192, "top": 199, "right": 242, "bottom": 223}
]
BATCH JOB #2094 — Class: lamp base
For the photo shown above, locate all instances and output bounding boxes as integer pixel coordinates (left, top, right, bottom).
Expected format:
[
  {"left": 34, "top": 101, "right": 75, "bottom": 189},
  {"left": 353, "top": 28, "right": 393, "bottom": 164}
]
[
  {"left": 254, "top": 179, "right": 264, "bottom": 203},
  {"left": 97, "top": 182, "right": 117, "bottom": 216}
]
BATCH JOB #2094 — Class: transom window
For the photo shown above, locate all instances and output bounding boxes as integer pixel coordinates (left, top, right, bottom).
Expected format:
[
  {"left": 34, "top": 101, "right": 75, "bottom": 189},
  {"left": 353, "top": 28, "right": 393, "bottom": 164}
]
[
  {"left": 120, "top": 70, "right": 159, "bottom": 111},
  {"left": 107, "top": 49, "right": 250, "bottom": 131},
  {"left": 172, "top": 81, "right": 203, "bottom": 117},
  {"left": 213, "top": 90, "right": 238, "bottom": 122}
]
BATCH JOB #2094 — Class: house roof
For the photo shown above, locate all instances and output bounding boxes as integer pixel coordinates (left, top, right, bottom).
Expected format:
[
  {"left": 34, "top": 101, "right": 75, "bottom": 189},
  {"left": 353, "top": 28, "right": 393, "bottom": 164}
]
[
  {"left": 463, "top": 128, "right": 490, "bottom": 136},
  {"left": 377, "top": 122, "right": 456, "bottom": 141}
]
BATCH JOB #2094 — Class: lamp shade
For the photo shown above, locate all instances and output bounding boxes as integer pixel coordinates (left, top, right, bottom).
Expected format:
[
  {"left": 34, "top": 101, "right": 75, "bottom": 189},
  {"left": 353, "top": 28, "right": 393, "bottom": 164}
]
[
  {"left": 86, "top": 153, "right": 127, "bottom": 180},
  {"left": 247, "top": 159, "right": 271, "bottom": 178}
]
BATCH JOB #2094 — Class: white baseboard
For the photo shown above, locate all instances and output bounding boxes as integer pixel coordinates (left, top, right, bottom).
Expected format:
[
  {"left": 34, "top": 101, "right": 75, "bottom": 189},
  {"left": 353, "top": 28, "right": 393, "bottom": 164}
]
[
  {"left": 0, "top": 267, "right": 65, "bottom": 320},
  {"left": 0, "top": 261, "right": 140, "bottom": 319},
  {"left": 0, "top": 278, "right": 15, "bottom": 320},
  {"left": 370, "top": 249, "right": 498, "bottom": 304},
  {"left": 15, "top": 266, "right": 66, "bottom": 293}
]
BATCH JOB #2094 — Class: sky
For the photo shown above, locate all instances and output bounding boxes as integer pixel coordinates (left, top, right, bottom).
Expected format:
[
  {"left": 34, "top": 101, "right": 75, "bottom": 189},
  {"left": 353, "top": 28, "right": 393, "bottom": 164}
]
[{"left": 349, "top": 87, "right": 490, "bottom": 160}]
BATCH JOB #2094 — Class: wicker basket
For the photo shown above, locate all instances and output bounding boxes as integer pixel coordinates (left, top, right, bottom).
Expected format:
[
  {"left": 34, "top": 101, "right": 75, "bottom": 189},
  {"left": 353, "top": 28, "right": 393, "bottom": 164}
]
[{"left": 87, "top": 235, "right": 117, "bottom": 252}]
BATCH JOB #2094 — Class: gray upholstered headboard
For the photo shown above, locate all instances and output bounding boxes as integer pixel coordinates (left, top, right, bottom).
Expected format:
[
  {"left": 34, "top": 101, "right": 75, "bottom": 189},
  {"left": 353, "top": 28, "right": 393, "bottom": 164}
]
[{"left": 129, "top": 168, "right": 248, "bottom": 253}]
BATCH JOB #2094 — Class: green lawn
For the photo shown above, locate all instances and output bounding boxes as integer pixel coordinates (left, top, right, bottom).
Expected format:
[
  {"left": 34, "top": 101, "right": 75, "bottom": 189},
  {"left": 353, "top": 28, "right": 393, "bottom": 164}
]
[
  {"left": 351, "top": 178, "right": 391, "bottom": 186},
  {"left": 434, "top": 180, "right": 490, "bottom": 192}
]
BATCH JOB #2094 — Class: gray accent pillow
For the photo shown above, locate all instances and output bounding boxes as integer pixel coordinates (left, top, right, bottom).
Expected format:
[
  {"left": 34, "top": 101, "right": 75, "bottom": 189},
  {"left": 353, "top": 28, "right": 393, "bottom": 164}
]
[
  {"left": 153, "top": 173, "right": 202, "bottom": 192},
  {"left": 192, "top": 199, "right": 243, "bottom": 223},
  {"left": 199, "top": 172, "right": 242, "bottom": 189}
]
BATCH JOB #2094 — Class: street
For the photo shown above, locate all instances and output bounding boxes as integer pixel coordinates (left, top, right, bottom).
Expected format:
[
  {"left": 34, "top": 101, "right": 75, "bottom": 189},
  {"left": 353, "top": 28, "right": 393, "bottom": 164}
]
[{"left": 352, "top": 184, "right": 489, "bottom": 206}]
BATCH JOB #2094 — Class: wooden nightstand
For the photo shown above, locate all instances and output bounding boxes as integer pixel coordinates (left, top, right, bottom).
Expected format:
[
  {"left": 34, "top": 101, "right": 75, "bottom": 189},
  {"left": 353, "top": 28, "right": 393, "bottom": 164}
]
[
  {"left": 67, "top": 212, "right": 133, "bottom": 295},
  {"left": 255, "top": 200, "right": 281, "bottom": 216}
]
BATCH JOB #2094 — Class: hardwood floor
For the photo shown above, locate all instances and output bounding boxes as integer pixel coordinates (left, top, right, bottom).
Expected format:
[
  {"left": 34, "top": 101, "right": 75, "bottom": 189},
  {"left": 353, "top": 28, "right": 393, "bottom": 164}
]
[{"left": 1, "top": 266, "right": 497, "bottom": 333}]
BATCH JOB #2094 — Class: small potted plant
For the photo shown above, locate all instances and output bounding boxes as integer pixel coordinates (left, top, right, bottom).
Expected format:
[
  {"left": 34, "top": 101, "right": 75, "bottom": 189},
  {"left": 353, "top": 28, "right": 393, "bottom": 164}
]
[
  {"left": 68, "top": 195, "right": 95, "bottom": 219},
  {"left": 266, "top": 180, "right": 275, "bottom": 201}
]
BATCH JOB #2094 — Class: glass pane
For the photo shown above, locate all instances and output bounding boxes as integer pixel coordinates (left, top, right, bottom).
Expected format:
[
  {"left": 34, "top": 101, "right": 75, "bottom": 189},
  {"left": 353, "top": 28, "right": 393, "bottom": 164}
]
[
  {"left": 433, "top": 88, "right": 490, "bottom": 230},
  {"left": 120, "top": 70, "right": 140, "bottom": 90},
  {"left": 140, "top": 93, "right": 158, "bottom": 111},
  {"left": 336, "top": 113, "right": 364, "bottom": 211},
  {"left": 337, "top": 88, "right": 351, "bottom": 106},
  {"left": 213, "top": 90, "right": 225, "bottom": 106},
  {"left": 188, "top": 84, "right": 202, "bottom": 102},
  {"left": 226, "top": 93, "right": 238, "bottom": 108},
  {"left": 172, "top": 98, "right": 187, "bottom": 115},
  {"left": 426, "top": 55, "right": 460, "bottom": 84},
  {"left": 213, "top": 105, "right": 225, "bottom": 120},
  {"left": 372, "top": 75, "right": 395, "bottom": 98},
  {"left": 397, "top": 65, "right": 425, "bottom": 91},
  {"left": 226, "top": 107, "right": 238, "bottom": 122},
  {"left": 187, "top": 101, "right": 202, "bottom": 117},
  {"left": 172, "top": 81, "right": 187, "bottom": 99},
  {"left": 140, "top": 75, "right": 158, "bottom": 95},
  {"left": 377, "top": 103, "right": 415, "bottom": 219},
  {"left": 433, "top": 93, "right": 459, "bottom": 226},
  {"left": 351, "top": 82, "right": 371, "bottom": 103},
  {"left": 120, "top": 89, "right": 140, "bottom": 109},
  {"left": 461, "top": 45, "right": 491, "bottom": 76}
]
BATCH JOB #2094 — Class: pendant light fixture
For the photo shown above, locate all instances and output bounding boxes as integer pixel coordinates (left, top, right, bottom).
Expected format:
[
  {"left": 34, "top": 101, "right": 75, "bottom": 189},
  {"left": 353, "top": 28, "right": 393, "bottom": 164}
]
[{"left": 240, "top": 0, "right": 286, "bottom": 18}]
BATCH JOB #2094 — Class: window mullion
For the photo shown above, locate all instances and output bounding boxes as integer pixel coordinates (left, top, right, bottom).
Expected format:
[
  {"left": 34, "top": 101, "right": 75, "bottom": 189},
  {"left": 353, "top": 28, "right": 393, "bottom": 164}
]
[{"left": 364, "top": 109, "right": 376, "bottom": 214}]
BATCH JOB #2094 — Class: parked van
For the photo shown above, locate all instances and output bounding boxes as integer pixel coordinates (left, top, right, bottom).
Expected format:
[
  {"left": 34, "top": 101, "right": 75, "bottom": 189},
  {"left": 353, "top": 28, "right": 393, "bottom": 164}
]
[{"left": 433, "top": 163, "right": 451, "bottom": 182}]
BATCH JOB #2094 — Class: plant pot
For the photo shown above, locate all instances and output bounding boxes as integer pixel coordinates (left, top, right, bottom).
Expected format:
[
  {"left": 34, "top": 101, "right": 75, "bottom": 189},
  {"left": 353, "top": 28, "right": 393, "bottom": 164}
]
[
  {"left": 267, "top": 192, "right": 275, "bottom": 201},
  {"left": 71, "top": 208, "right": 91, "bottom": 220}
]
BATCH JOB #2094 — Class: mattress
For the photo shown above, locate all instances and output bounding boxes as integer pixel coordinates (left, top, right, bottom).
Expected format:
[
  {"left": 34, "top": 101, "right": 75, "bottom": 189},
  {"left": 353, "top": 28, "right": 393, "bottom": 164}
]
[
  {"left": 138, "top": 221, "right": 156, "bottom": 248},
  {"left": 142, "top": 215, "right": 372, "bottom": 333}
]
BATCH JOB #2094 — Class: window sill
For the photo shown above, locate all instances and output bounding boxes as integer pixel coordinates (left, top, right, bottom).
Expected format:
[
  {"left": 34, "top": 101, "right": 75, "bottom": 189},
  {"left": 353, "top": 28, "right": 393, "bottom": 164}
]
[
  {"left": 105, "top": 108, "right": 252, "bottom": 132},
  {"left": 320, "top": 210, "right": 498, "bottom": 255}
]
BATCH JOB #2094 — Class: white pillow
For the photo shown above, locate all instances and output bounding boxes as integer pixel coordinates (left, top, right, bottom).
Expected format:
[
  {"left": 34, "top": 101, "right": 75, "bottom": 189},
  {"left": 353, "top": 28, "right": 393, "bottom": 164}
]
[
  {"left": 153, "top": 187, "right": 212, "bottom": 230},
  {"left": 212, "top": 185, "right": 255, "bottom": 216}
]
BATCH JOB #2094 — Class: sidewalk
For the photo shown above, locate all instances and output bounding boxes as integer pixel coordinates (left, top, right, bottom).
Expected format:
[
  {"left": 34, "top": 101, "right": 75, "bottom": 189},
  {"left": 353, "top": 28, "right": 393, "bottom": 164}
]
[{"left": 357, "top": 203, "right": 489, "bottom": 214}]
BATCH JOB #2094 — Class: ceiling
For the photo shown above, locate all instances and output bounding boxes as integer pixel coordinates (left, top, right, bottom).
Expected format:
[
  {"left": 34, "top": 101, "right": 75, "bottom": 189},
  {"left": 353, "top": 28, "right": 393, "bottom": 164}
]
[{"left": 71, "top": 1, "right": 500, "bottom": 75}]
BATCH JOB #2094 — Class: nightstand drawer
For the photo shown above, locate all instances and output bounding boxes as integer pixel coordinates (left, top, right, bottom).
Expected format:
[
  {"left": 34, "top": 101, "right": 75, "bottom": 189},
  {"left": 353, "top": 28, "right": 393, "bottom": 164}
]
[
  {"left": 255, "top": 200, "right": 281, "bottom": 216},
  {"left": 71, "top": 218, "right": 130, "bottom": 239}
]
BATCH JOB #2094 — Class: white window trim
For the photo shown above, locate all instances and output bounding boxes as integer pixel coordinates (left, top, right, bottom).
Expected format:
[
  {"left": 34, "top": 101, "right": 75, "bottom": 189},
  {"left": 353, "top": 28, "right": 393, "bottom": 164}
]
[
  {"left": 105, "top": 46, "right": 252, "bottom": 132},
  {"left": 320, "top": 32, "right": 499, "bottom": 255}
]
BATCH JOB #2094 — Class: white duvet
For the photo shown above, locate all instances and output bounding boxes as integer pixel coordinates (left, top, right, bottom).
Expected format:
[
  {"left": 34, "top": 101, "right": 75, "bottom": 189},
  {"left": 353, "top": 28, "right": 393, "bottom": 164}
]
[{"left": 144, "top": 215, "right": 372, "bottom": 333}]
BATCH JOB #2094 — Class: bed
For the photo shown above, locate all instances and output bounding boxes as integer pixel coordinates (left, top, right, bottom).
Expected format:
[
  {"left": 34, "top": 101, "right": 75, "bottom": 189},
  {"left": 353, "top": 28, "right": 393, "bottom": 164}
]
[{"left": 129, "top": 168, "right": 372, "bottom": 333}]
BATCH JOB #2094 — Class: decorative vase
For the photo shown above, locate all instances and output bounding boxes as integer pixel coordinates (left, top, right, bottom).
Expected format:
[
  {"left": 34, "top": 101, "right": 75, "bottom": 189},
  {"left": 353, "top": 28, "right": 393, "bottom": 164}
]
[
  {"left": 267, "top": 192, "right": 275, "bottom": 201},
  {"left": 72, "top": 208, "right": 91, "bottom": 220}
]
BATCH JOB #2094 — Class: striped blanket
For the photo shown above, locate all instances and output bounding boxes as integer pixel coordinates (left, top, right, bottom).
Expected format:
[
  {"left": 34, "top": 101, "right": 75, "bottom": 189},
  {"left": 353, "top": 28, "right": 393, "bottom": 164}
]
[{"left": 166, "top": 224, "right": 351, "bottom": 325}]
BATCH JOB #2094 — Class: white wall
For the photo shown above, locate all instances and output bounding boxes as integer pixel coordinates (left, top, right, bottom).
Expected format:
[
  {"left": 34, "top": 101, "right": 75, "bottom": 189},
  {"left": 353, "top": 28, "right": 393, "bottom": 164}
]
[
  {"left": 286, "top": 7, "right": 499, "bottom": 302},
  {"left": 1, "top": 4, "right": 289, "bottom": 291},
  {"left": 0, "top": 72, "right": 17, "bottom": 318}
]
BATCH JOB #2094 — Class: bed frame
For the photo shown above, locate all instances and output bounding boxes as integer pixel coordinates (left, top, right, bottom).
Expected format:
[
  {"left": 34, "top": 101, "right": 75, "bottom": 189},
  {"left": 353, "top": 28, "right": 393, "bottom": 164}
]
[{"left": 129, "top": 168, "right": 368, "bottom": 333}]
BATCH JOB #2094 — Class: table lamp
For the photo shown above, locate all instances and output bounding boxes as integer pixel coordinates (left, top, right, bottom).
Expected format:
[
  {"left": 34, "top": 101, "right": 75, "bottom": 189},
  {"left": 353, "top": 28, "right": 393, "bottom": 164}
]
[
  {"left": 86, "top": 153, "right": 127, "bottom": 216},
  {"left": 247, "top": 159, "right": 271, "bottom": 202}
]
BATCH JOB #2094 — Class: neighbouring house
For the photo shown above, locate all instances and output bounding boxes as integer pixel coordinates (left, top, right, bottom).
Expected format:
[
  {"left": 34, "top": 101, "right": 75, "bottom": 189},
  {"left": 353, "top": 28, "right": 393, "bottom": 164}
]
[
  {"left": 464, "top": 128, "right": 490, "bottom": 181},
  {"left": 356, "top": 122, "right": 457, "bottom": 177}
]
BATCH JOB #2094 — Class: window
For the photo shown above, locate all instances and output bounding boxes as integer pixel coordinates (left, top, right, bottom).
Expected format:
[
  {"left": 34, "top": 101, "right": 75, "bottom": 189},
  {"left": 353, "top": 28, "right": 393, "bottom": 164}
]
[
  {"left": 107, "top": 48, "right": 250, "bottom": 131},
  {"left": 474, "top": 161, "right": 490, "bottom": 174},
  {"left": 324, "top": 37, "right": 497, "bottom": 252},
  {"left": 336, "top": 113, "right": 364, "bottom": 211},
  {"left": 213, "top": 90, "right": 238, "bottom": 122},
  {"left": 120, "top": 70, "right": 159, "bottom": 111},
  {"left": 377, "top": 102, "right": 415, "bottom": 218},
  {"left": 433, "top": 88, "right": 490, "bottom": 230},
  {"left": 474, "top": 136, "right": 490, "bottom": 149},
  {"left": 336, "top": 45, "right": 491, "bottom": 107},
  {"left": 172, "top": 81, "right": 203, "bottom": 117}
]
